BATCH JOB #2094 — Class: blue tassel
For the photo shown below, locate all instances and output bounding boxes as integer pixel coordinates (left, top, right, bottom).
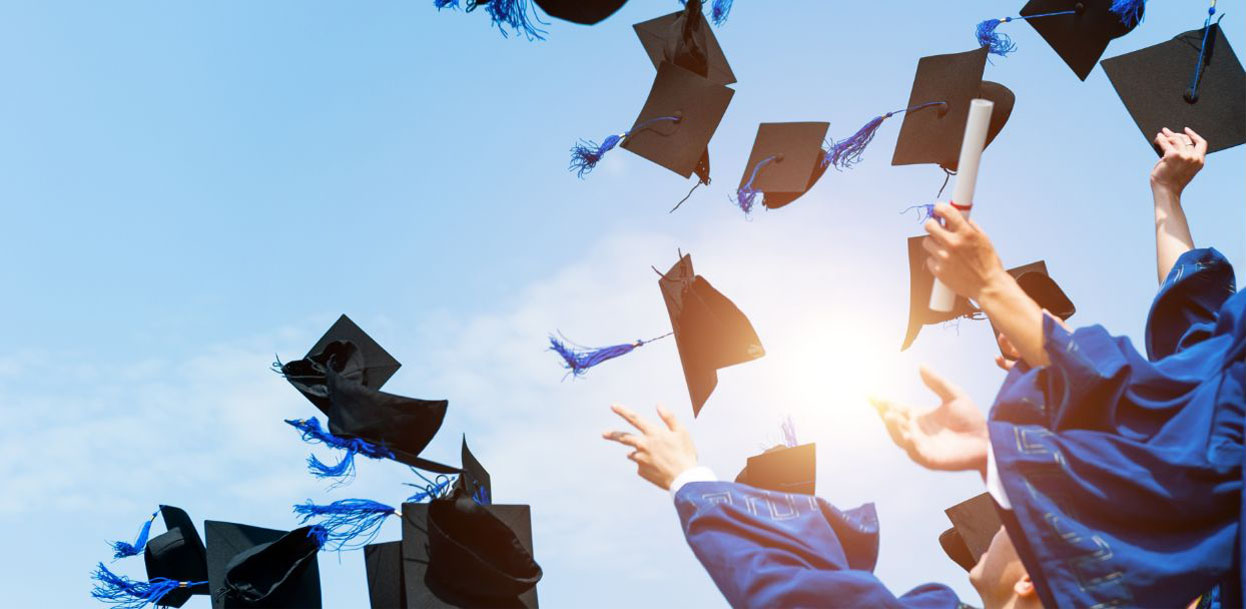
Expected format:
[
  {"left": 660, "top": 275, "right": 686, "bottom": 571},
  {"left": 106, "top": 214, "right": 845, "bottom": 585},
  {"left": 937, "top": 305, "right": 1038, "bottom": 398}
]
[
  {"left": 484, "top": 0, "right": 547, "bottom": 40},
  {"left": 473, "top": 485, "right": 492, "bottom": 506},
  {"left": 294, "top": 499, "right": 397, "bottom": 551},
  {"left": 109, "top": 509, "right": 159, "bottom": 560},
  {"left": 548, "top": 332, "right": 672, "bottom": 377},
  {"left": 825, "top": 115, "right": 886, "bottom": 170},
  {"left": 976, "top": 17, "right": 1017, "bottom": 56},
  {"left": 734, "top": 154, "right": 779, "bottom": 214},
  {"left": 307, "top": 524, "right": 329, "bottom": 548},
  {"left": 406, "top": 470, "right": 455, "bottom": 502},
  {"left": 781, "top": 415, "right": 798, "bottom": 449},
  {"left": 1109, "top": 0, "right": 1145, "bottom": 26},
  {"left": 709, "top": 0, "right": 733, "bottom": 25},
  {"left": 90, "top": 563, "right": 205, "bottom": 609},
  {"left": 433, "top": 0, "right": 459, "bottom": 8},
  {"left": 569, "top": 134, "right": 623, "bottom": 178},
  {"left": 900, "top": 203, "right": 937, "bottom": 223},
  {"left": 284, "top": 417, "right": 396, "bottom": 484}
]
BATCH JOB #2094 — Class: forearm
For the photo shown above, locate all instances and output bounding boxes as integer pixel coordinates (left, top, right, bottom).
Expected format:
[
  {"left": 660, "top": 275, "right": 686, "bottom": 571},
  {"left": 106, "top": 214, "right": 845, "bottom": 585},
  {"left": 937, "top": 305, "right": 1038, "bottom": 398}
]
[
  {"left": 978, "top": 272, "right": 1050, "bottom": 368},
  {"left": 1152, "top": 183, "right": 1195, "bottom": 285}
]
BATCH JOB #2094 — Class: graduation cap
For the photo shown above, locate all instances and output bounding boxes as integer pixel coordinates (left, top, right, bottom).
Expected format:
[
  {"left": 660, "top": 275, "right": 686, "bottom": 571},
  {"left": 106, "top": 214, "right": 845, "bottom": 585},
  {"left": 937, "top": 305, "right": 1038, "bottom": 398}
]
[
  {"left": 279, "top": 314, "right": 401, "bottom": 417},
  {"left": 92, "top": 506, "right": 210, "bottom": 608},
  {"left": 974, "top": 0, "right": 1145, "bottom": 80},
  {"left": 634, "top": 5, "right": 737, "bottom": 86},
  {"left": 902, "top": 236, "right": 982, "bottom": 351},
  {"left": 940, "top": 493, "right": 1004, "bottom": 571},
  {"left": 205, "top": 521, "right": 324, "bottom": 608},
  {"left": 1103, "top": 18, "right": 1245, "bottom": 154},
  {"left": 549, "top": 252, "right": 764, "bottom": 416},
  {"left": 734, "top": 122, "right": 831, "bottom": 213},
  {"left": 533, "top": 0, "right": 626, "bottom": 25},
  {"left": 365, "top": 541, "right": 406, "bottom": 609},
  {"left": 735, "top": 416, "right": 816, "bottom": 494}
]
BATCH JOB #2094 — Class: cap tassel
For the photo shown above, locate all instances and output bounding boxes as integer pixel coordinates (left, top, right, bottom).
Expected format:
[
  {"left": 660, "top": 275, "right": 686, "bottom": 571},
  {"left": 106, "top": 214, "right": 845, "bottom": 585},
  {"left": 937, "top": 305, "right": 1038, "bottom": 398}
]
[
  {"left": 780, "top": 415, "right": 798, "bottom": 449},
  {"left": 284, "top": 417, "right": 396, "bottom": 484},
  {"left": 406, "top": 470, "right": 455, "bottom": 503},
  {"left": 570, "top": 115, "right": 682, "bottom": 178},
  {"left": 976, "top": 10, "right": 1077, "bottom": 57},
  {"left": 433, "top": 0, "right": 458, "bottom": 8},
  {"left": 734, "top": 154, "right": 779, "bottom": 214},
  {"left": 91, "top": 563, "right": 206, "bottom": 609},
  {"left": 474, "top": 485, "right": 492, "bottom": 505},
  {"left": 1109, "top": 0, "right": 1145, "bottom": 26},
  {"left": 482, "top": 0, "right": 547, "bottom": 41},
  {"left": 900, "top": 203, "right": 937, "bottom": 223},
  {"left": 548, "top": 332, "right": 672, "bottom": 377},
  {"left": 294, "top": 499, "right": 397, "bottom": 552},
  {"left": 678, "top": 0, "right": 733, "bottom": 26},
  {"left": 108, "top": 509, "right": 159, "bottom": 560}
]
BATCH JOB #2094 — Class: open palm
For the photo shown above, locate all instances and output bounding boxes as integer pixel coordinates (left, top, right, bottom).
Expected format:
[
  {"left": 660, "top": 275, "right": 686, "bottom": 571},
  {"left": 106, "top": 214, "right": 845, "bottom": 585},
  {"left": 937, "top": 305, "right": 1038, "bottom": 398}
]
[{"left": 871, "top": 366, "right": 989, "bottom": 473}]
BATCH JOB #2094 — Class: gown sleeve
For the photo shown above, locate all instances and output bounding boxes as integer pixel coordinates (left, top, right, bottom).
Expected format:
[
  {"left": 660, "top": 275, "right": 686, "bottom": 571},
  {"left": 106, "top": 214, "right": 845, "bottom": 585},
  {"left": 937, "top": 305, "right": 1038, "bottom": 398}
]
[
  {"left": 1145, "top": 247, "right": 1237, "bottom": 361},
  {"left": 674, "top": 481, "right": 966, "bottom": 609},
  {"left": 987, "top": 294, "right": 1246, "bottom": 609}
]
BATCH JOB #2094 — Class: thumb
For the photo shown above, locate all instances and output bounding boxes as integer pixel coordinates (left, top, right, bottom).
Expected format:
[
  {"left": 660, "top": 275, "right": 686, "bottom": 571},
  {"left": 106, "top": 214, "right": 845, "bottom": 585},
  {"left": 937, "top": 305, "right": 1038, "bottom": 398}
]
[{"left": 919, "top": 365, "right": 960, "bottom": 402}]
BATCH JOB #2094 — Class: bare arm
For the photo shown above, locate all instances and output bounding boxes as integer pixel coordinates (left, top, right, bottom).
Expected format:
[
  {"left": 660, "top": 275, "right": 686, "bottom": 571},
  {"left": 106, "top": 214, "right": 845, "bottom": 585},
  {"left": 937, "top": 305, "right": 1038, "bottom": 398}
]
[{"left": 1150, "top": 127, "right": 1206, "bottom": 284}]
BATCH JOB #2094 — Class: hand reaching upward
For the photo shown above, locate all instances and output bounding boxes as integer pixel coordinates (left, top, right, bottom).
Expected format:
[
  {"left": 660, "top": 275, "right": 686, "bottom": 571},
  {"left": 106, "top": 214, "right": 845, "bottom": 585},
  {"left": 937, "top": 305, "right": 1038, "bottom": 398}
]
[{"left": 870, "top": 366, "right": 989, "bottom": 474}]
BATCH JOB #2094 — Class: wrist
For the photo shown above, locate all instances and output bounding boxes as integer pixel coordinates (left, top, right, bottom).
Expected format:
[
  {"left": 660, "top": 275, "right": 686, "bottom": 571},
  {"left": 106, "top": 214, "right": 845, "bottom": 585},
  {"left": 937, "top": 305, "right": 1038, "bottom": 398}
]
[
  {"left": 975, "top": 266, "right": 1015, "bottom": 308},
  {"left": 1150, "top": 178, "right": 1183, "bottom": 201}
]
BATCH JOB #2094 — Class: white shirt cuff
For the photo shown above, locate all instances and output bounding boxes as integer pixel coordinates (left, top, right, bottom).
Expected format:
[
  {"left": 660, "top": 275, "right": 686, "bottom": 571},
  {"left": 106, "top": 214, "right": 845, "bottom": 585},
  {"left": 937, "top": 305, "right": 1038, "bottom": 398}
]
[
  {"left": 669, "top": 466, "right": 717, "bottom": 499},
  {"left": 985, "top": 444, "right": 1013, "bottom": 510}
]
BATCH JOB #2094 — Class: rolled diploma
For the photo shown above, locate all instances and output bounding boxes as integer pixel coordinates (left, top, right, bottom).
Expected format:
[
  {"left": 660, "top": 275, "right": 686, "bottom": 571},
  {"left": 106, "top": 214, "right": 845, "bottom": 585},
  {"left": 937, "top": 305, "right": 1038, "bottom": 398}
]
[{"left": 929, "top": 98, "right": 994, "bottom": 312}]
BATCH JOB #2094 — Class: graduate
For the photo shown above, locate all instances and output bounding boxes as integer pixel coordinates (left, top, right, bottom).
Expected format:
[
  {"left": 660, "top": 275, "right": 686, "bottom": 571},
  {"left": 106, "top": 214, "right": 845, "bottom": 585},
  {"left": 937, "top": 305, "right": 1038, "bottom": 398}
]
[
  {"left": 872, "top": 147, "right": 1243, "bottom": 607},
  {"left": 602, "top": 403, "right": 1042, "bottom": 608}
]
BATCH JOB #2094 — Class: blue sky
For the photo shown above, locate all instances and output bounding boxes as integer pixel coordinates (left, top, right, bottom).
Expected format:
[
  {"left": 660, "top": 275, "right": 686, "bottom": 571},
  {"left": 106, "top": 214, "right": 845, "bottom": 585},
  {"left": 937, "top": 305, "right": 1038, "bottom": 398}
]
[{"left": 1, "top": 1, "right": 1242, "bottom": 607}]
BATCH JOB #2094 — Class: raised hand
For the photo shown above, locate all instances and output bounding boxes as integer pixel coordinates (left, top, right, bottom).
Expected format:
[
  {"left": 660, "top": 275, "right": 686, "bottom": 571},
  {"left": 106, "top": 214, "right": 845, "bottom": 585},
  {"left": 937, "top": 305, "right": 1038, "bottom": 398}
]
[
  {"left": 1151, "top": 127, "right": 1207, "bottom": 197},
  {"left": 870, "top": 366, "right": 989, "bottom": 474},
  {"left": 922, "top": 203, "right": 1008, "bottom": 303},
  {"left": 603, "top": 404, "right": 698, "bottom": 491}
]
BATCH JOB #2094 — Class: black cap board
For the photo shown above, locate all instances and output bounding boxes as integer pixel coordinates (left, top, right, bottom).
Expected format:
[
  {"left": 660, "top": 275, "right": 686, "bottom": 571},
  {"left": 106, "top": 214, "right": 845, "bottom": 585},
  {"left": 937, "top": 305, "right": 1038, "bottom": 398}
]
[
  {"left": 364, "top": 541, "right": 406, "bottom": 609},
  {"left": 736, "top": 122, "right": 831, "bottom": 211},
  {"left": 939, "top": 527, "right": 977, "bottom": 572},
  {"left": 1010, "top": 261, "right": 1076, "bottom": 320},
  {"left": 1022, "top": 0, "right": 1144, "bottom": 81},
  {"left": 400, "top": 501, "right": 541, "bottom": 608},
  {"left": 658, "top": 253, "right": 765, "bottom": 416},
  {"left": 734, "top": 443, "right": 817, "bottom": 495},
  {"left": 324, "top": 363, "right": 457, "bottom": 474},
  {"left": 634, "top": 8, "right": 736, "bottom": 86},
  {"left": 205, "top": 521, "right": 322, "bottom": 609},
  {"left": 143, "top": 505, "right": 209, "bottom": 608},
  {"left": 281, "top": 315, "right": 401, "bottom": 416},
  {"left": 534, "top": 0, "right": 627, "bottom": 25},
  {"left": 902, "top": 236, "right": 980, "bottom": 351},
  {"left": 457, "top": 436, "right": 492, "bottom": 504},
  {"left": 1103, "top": 22, "right": 1245, "bottom": 155},
  {"left": 942, "top": 493, "right": 1003, "bottom": 571},
  {"left": 620, "top": 61, "right": 734, "bottom": 183},
  {"left": 892, "top": 47, "right": 1016, "bottom": 171}
]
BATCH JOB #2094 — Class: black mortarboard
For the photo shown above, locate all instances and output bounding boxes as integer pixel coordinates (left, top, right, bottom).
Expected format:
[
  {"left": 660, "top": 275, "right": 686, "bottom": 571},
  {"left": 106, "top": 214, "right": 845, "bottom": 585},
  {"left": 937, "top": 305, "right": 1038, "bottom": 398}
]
[
  {"left": 534, "top": 0, "right": 626, "bottom": 25},
  {"left": 456, "top": 436, "right": 492, "bottom": 504},
  {"left": 941, "top": 493, "right": 1003, "bottom": 571},
  {"left": 1009, "top": 261, "right": 1076, "bottom": 320},
  {"left": 143, "top": 506, "right": 209, "bottom": 607},
  {"left": 903, "top": 236, "right": 981, "bottom": 351},
  {"left": 1103, "top": 22, "right": 1245, "bottom": 154},
  {"left": 735, "top": 122, "right": 831, "bottom": 213},
  {"left": 1020, "top": 0, "right": 1144, "bottom": 80},
  {"left": 734, "top": 443, "right": 817, "bottom": 495},
  {"left": 281, "top": 314, "right": 401, "bottom": 416},
  {"left": 659, "top": 253, "right": 765, "bottom": 416},
  {"left": 400, "top": 497, "right": 541, "bottom": 608},
  {"left": 633, "top": 7, "right": 736, "bottom": 86},
  {"left": 891, "top": 47, "right": 1016, "bottom": 171},
  {"left": 323, "top": 364, "right": 457, "bottom": 474},
  {"left": 617, "top": 60, "right": 734, "bottom": 184},
  {"left": 205, "top": 521, "right": 323, "bottom": 609},
  {"left": 365, "top": 541, "right": 406, "bottom": 609}
]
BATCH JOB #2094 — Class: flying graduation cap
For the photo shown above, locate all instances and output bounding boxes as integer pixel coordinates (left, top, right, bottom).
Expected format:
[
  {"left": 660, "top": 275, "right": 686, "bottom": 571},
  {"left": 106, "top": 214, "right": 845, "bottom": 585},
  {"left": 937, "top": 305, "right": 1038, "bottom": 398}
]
[
  {"left": 550, "top": 252, "right": 764, "bottom": 416},
  {"left": 818, "top": 47, "right": 1015, "bottom": 182},
  {"left": 734, "top": 122, "right": 831, "bottom": 213},
  {"left": 903, "top": 236, "right": 1076, "bottom": 351},
  {"left": 570, "top": 0, "right": 735, "bottom": 199},
  {"left": 974, "top": 0, "right": 1145, "bottom": 79},
  {"left": 939, "top": 493, "right": 1004, "bottom": 571},
  {"left": 734, "top": 417, "right": 817, "bottom": 495},
  {"left": 205, "top": 522, "right": 325, "bottom": 609},
  {"left": 533, "top": 0, "right": 627, "bottom": 25},
  {"left": 1103, "top": 14, "right": 1245, "bottom": 154},
  {"left": 92, "top": 506, "right": 210, "bottom": 609}
]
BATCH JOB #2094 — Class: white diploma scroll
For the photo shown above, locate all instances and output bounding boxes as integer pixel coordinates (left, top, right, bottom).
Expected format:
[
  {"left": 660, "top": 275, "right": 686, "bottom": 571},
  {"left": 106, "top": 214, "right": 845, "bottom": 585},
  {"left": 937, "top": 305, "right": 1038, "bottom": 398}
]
[{"left": 929, "top": 98, "right": 994, "bottom": 312}]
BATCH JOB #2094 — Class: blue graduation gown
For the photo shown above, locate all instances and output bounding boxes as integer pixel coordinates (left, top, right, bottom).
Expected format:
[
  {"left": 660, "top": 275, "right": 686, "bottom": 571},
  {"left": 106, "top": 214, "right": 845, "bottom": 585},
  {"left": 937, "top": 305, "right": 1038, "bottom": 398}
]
[
  {"left": 675, "top": 481, "right": 967, "bottom": 609},
  {"left": 986, "top": 269, "right": 1245, "bottom": 609},
  {"left": 1146, "top": 248, "right": 1238, "bottom": 361}
]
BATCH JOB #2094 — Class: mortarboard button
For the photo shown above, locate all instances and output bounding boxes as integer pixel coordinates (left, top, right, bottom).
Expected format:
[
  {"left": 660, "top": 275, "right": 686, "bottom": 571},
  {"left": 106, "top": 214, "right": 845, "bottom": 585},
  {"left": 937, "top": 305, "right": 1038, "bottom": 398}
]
[{"left": 1103, "top": 20, "right": 1245, "bottom": 154}]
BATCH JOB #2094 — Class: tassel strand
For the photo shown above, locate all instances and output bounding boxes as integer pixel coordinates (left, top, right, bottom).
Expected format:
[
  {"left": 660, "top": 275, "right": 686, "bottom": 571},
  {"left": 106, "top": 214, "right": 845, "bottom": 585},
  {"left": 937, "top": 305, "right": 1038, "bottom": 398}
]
[
  {"left": 824, "top": 101, "right": 946, "bottom": 170},
  {"left": 293, "top": 499, "right": 397, "bottom": 552},
  {"left": 109, "top": 509, "right": 159, "bottom": 560},
  {"left": 975, "top": 10, "right": 1076, "bottom": 57},
  {"left": 548, "top": 332, "right": 673, "bottom": 377},
  {"left": 569, "top": 115, "right": 681, "bottom": 178},
  {"left": 91, "top": 563, "right": 205, "bottom": 609}
]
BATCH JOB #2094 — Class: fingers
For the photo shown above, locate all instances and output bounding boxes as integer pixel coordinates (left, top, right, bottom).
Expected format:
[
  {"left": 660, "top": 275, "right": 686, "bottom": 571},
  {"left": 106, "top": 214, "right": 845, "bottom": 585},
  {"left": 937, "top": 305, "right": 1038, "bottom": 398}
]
[
  {"left": 1186, "top": 127, "right": 1208, "bottom": 156},
  {"left": 1155, "top": 131, "right": 1177, "bottom": 156},
  {"left": 923, "top": 217, "right": 954, "bottom": 246},
  {"left": 934, "top": 202, "right": 967, "bottom": 232},
  {"left": 656, "top": 404, "right": 682, "bottom": 432},
  {"left": 611, "top": 404, "right": 654, "bottom": 434},
  {"left": 995, "top": 355, "right": 1015, "bottom": 372},
  {"left": 918, "top": 365, "right": 960, "bottom": 401},
  {"left": 922, "top": 234, "right": 950, "bottom": 264},
  {"left": 602, "top": 430, "right": 644, "bottom": 449},
  {"left": 870, "top": 397, "right": 913, "bottom": 444}
]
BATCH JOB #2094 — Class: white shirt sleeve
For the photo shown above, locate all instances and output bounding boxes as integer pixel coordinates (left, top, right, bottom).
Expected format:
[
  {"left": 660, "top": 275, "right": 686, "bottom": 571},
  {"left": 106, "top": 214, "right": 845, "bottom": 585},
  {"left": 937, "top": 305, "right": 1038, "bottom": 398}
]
[
  {"left": 669, "top": 465, "right": 718, "bottom": 499},
  {"left": 985, "top": 444, "right": 1013, "bottom": 510}
]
